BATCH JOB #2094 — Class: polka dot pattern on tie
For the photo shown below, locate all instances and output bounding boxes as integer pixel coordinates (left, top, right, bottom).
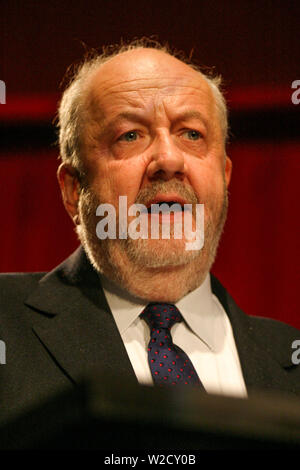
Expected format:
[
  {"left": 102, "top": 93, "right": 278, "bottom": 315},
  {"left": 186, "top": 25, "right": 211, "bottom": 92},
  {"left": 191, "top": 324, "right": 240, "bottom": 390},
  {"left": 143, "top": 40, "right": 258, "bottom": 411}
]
[{"left": 141, "top": 303, "right": 204, "bottom": 389}]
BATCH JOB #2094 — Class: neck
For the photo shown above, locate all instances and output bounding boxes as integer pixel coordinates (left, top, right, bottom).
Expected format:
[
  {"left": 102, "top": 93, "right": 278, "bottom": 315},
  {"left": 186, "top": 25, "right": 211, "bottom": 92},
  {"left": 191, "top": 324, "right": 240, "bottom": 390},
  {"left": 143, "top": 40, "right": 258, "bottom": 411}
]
[{"left": 98, "top": 245, "right": 210, "bottom": 303}]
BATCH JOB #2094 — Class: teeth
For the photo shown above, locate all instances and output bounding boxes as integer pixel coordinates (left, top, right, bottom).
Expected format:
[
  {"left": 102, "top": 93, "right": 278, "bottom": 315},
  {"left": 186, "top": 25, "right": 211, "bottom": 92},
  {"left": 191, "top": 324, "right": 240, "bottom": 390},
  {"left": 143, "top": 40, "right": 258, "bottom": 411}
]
[
  {"left": 148, "top": 202, "right": 183, "bottom": 213},
  {"left": 159, "top": 201, "right": 175, "bottom": 206},
  {"left": 159, "top": 201, "right": 183, "bottom": 208}
]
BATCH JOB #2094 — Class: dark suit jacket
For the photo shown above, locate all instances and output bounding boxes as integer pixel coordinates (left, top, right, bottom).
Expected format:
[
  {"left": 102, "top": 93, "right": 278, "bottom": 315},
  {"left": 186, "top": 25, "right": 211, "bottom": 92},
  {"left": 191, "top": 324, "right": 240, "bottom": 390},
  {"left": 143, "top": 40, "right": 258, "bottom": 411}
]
[{"left": 1, "top": 246, "right": 300, "bottom": 424}]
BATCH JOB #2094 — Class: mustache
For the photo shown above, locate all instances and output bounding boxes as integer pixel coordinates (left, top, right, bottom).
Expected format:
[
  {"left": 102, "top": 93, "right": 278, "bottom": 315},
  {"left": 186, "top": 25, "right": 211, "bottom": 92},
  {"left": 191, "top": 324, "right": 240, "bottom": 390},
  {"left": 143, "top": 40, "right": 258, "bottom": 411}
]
[{"left": 134, "top": 179, "right": 199, "bottom": 206}]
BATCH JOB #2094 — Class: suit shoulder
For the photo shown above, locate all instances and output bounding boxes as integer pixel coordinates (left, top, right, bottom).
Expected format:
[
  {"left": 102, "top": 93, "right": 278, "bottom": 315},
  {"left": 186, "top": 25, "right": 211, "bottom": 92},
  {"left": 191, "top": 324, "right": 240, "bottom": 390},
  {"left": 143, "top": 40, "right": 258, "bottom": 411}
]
[
  {"left": 0, "top": 271, "right": 45, "bottom": 285},
  {"left": 247, "top": 314, "right": 300, "bottom": 366},
  {"left": 248, "top": 314, "right": 300, "bottom": 338},
  {"left": 0, "top": 272, "right": 45, "bottom": 306},
  {"left": 211, "top": 274, "right": 300, "bottom": 340}
]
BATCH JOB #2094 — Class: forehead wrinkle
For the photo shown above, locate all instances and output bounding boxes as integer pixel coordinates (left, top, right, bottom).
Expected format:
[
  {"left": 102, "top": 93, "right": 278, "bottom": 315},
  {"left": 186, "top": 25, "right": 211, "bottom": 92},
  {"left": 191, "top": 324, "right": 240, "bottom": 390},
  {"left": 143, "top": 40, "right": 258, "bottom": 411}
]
[
  {"left": 89, "top": 65, "right": 212, "bottom": 96},
  {"left": 85, "top": 68, "right": 218, "bottom": 133},
  {"left": 91, "top": 84, "right": 215, "bottom": 119},
  {"left": 98, "top": 83, "right": 211, "bottom": 99}
]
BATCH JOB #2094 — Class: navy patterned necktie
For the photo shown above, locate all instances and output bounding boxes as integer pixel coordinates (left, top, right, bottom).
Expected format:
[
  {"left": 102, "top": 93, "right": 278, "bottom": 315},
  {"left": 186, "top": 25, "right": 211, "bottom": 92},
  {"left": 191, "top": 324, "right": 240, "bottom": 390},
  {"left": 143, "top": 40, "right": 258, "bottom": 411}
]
[{"left": 141, "top": 303, "right": 205, "bottom": 389}]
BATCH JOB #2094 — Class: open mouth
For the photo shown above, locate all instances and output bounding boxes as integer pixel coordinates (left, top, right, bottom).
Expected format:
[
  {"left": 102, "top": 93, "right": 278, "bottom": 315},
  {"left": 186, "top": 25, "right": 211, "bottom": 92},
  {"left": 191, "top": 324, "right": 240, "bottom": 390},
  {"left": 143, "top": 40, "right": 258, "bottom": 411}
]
[
  {"left": 147, "top": 201, "right": 185, "bottom": 214},
  {"left": 145, "top": 194, "right": 190, "bottom": 214}
]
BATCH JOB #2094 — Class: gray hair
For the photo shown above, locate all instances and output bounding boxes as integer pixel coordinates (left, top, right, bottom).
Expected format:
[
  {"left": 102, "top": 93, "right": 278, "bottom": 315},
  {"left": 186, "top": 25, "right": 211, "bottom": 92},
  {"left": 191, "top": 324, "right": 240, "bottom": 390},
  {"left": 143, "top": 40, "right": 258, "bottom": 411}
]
[{"left": 57, "top": 38, "right": 229, "bottom": 179}]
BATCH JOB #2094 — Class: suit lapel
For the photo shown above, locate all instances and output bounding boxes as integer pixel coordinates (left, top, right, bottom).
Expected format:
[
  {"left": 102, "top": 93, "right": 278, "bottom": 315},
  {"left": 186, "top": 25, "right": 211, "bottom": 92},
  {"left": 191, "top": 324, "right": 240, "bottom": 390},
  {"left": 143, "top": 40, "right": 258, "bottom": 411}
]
[
  {"left": 25, "top": 247, "right": 136, "bottom": 385},
  {"left": 211, "top": 275, "right": 298, "bottom": 396}
]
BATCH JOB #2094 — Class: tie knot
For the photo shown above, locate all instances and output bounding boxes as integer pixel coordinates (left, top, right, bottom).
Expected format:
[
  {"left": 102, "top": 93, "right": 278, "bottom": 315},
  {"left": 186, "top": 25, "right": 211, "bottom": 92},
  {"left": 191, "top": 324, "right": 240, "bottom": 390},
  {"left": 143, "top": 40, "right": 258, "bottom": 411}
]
[{"left": 141, "top": 303, "right": 183, "bottom": 330}]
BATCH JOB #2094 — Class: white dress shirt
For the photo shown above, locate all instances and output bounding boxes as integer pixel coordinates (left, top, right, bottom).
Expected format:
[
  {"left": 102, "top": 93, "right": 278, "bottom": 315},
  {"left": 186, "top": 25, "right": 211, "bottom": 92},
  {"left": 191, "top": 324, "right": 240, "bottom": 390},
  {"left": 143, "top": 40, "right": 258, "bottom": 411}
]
[{"left": 101, "top": 273, "right": 248, "bottom": 398}]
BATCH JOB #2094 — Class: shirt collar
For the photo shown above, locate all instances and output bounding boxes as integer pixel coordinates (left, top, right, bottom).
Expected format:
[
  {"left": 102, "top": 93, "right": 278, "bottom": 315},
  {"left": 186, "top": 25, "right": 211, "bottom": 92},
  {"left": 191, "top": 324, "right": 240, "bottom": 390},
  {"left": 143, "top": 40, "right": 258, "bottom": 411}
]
[
  {"left": 101, "top": 273, "right": 225, "bottom": 352},
  {"left": 100, "top": 274, "right": 146, "bottom": 334}
]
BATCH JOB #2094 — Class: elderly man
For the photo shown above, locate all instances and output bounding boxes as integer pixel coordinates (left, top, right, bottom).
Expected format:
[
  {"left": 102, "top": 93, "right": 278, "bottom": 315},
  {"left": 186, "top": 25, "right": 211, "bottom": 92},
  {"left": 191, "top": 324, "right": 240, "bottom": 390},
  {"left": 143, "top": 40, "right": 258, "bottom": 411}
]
[{"left": 1, "top": 40, "right": 300, "bottom": 424}]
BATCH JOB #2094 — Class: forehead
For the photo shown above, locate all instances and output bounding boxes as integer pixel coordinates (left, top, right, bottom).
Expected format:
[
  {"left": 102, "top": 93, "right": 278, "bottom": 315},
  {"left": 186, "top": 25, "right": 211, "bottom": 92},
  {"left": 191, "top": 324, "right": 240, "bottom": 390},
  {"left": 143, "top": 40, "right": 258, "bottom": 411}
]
[{"left": 85, "top": 49, "right": 216, "bottom": 116}]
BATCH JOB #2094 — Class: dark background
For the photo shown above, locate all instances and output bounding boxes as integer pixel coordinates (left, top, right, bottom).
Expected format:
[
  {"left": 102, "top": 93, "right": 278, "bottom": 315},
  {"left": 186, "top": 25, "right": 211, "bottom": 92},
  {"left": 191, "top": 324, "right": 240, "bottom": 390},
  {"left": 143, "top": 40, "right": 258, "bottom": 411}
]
[{"left": 0, "top": 0, "right": 299, "bottom": 327}]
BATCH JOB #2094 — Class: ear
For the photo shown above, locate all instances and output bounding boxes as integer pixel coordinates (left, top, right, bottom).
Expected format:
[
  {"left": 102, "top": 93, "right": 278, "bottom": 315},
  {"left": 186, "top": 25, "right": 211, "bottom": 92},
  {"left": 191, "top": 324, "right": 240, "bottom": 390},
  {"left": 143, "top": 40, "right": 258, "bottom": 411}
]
[
  {"left": 57, "top": 162, "right": 81, "bottom": 225},
  {"left": 224, "top": 155, "right": 232, "bottom": 188}
]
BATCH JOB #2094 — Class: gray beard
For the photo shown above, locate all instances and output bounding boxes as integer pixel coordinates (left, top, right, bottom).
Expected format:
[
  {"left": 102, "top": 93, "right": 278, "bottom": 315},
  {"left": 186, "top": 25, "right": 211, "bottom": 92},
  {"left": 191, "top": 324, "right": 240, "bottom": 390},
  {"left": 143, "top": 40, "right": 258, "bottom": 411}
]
[{"left": 76, "top": 179, "right": 228, "bottom": 298}]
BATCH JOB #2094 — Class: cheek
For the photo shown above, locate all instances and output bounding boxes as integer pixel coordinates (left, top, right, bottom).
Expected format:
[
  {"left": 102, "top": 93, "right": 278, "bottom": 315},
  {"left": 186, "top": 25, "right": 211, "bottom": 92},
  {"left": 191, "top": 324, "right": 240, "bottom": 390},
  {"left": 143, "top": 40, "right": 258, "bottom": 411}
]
[
  {"left": 90, "top": 157, "right": 146, "bottom": 207},
  {"left": 189, "top": 159, "right": 225, "bottom": 205}
]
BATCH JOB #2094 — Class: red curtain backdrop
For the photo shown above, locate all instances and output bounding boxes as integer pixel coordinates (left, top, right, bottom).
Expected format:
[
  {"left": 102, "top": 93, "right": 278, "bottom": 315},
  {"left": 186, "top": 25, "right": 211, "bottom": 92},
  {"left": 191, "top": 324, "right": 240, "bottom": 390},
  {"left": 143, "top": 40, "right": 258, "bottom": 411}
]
[{"left": 0, "top": 141, "right": 299, "bottom": 328}]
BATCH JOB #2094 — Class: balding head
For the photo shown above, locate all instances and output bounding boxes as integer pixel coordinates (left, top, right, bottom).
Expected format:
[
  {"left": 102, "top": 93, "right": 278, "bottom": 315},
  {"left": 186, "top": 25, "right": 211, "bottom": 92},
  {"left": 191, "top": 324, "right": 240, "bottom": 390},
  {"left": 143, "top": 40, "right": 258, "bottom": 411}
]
[{"left": 57, "top": 40, "right": 228, "bottom": 179}]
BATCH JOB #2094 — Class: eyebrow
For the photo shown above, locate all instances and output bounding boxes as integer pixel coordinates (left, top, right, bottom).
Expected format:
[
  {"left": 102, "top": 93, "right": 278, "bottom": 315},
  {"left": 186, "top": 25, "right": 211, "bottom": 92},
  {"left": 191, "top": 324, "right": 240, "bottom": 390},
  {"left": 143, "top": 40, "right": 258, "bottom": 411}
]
[
  {"left": 173, "top": 110, "right": 208, "bottom": 127},
  {"left": 103, "top": 109, "right": 209, "bottom": 132},
  {"left": 106, "top": 112, "right": 148, "bottom": 127}
]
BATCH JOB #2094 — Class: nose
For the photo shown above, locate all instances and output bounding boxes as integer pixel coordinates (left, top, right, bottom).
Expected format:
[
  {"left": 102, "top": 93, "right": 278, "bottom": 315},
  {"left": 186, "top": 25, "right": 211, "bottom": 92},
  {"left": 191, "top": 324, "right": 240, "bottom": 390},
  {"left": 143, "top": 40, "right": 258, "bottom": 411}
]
[{"left": 146, "top": 131, "right": 186, "bottom": 181}]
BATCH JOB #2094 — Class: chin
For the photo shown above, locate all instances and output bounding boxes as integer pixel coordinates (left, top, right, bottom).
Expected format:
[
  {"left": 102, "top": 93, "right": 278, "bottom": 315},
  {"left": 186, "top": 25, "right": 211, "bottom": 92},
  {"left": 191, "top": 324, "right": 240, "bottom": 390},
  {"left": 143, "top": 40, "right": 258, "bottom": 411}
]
[{"left": 123, "top": 237, "right": 201, "bottom": 268}]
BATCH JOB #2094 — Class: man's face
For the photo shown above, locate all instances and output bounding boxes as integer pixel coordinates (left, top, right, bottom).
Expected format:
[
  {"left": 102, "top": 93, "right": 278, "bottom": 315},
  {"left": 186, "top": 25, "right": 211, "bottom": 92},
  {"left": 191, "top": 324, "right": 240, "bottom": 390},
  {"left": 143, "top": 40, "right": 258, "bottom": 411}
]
[{"left": 72, "top": 48, "right": 231, "bottom": 300}]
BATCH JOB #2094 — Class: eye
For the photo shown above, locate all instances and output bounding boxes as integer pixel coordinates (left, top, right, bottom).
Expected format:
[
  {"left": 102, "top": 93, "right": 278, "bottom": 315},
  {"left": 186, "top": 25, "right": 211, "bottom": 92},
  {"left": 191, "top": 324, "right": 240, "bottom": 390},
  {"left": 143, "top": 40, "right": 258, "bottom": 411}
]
[
  {"left": 119, "top": 130, "right": 138, "bottom": 142},
  {"left": 183, "top": 129, "right": 202, "bottom": 140}
]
